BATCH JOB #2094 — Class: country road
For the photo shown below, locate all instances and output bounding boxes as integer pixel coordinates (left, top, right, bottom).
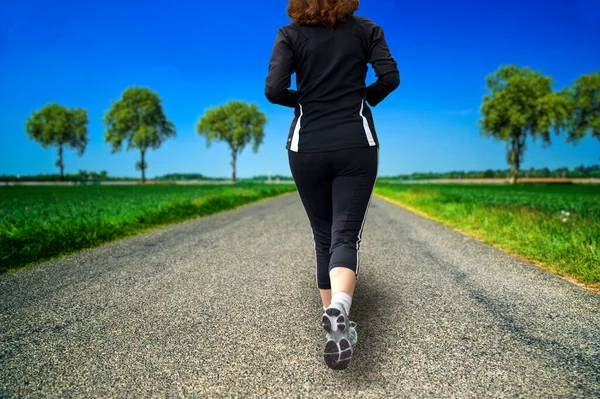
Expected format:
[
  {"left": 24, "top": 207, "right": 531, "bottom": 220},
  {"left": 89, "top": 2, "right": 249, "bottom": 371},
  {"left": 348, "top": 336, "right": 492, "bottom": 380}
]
[{"left": 1, "top": 192, "right": 599, "bottom": 398}]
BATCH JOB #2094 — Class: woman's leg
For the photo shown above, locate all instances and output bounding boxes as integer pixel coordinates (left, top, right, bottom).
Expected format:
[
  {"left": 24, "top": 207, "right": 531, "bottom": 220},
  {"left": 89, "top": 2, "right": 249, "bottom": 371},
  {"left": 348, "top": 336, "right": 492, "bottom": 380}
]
[
  {"left": 320, "top": 290, "right": 332, "bottom": 308},
  {"left": 315, "top": 147, "right": 377, "bottom": 370},
  {"left": 330, "top": 267, "right": 356, "bottom": 298},
  {"left": 328, "top": 147, "right": 378, "bottom": 313},
  {"left": 288, "top": 150, "right": 334, "bottom": 305}
]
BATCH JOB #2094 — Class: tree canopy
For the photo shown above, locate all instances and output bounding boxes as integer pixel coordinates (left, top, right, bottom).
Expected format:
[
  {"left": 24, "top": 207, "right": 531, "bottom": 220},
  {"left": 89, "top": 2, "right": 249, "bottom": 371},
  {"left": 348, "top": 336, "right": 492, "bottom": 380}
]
[
  {"left": 564, "top": 70, "right": 600, "bottom": 148},
  {"left": 478, "top": 64, "right": 569, "bottom": 183},
  {"left": 103, "top": 87, "right": 175, "bottom": 182},
  {"left": 25, "top": 103, "right": 88, "bottom": 180},
  {"left": 196, "top": 101, "right": 267, "bottom": 182}
]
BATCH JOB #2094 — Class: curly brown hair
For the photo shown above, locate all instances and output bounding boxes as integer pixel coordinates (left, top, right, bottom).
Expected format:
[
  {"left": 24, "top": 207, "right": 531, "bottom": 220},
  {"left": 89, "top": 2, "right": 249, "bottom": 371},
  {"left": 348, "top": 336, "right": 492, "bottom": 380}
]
[{"left": 287, "top": 0, "right": 359, "bottom": 26}]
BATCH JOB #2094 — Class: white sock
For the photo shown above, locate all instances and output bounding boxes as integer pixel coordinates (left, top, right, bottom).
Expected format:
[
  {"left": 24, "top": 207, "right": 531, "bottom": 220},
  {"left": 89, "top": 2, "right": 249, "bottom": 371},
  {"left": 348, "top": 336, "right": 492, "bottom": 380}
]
[{"left": 330, "top": 292, "right": 352, "bottom": 316}]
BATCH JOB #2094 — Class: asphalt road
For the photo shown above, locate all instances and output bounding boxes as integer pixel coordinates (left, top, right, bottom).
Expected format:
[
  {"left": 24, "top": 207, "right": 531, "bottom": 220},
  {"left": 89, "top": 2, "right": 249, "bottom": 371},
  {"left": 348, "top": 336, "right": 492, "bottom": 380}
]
[{"left": 1, "top": 192, "right": 599, "bottom": 398}]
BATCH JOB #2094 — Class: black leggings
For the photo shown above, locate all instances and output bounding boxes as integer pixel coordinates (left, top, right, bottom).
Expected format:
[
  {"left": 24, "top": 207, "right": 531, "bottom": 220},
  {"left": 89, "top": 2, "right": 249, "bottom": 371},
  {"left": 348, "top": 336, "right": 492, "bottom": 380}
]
[{"left": 288, "top": 146, "right": 378, "bottom": 289}]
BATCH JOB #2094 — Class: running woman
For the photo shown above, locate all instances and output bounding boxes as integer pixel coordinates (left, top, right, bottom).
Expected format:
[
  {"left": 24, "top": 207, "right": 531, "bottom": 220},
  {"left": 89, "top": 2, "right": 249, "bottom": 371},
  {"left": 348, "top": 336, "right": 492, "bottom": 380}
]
[{"left": 264, "top": 0, "right": 399, "bottom": 370}]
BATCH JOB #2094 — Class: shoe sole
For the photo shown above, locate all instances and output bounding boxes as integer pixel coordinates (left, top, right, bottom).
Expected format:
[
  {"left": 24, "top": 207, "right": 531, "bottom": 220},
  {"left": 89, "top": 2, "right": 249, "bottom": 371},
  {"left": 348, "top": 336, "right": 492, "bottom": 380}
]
[{"left": 322, "top": 307, "right": 353, "bottom": 370}]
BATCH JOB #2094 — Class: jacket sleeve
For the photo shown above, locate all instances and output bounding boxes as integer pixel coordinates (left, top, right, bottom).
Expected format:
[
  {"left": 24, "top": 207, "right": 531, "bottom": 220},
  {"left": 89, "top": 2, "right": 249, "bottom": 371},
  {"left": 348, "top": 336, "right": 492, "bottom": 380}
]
[
  {"left": 364, "top": 24, "right": 400, "bottom": 107},
  {"left": 265, "top": 29, "right": 299, "bottom": 108}
]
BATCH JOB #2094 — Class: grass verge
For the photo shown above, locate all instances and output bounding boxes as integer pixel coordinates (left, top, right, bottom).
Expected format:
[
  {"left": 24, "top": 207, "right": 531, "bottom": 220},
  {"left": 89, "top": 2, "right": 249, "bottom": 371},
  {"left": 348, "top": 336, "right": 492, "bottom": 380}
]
[
  {"left": 0, "top": 184, "right": 296, "bottom": 274},
  {"left": 374, "top": 183, "right": 600, "bottom": 292}
]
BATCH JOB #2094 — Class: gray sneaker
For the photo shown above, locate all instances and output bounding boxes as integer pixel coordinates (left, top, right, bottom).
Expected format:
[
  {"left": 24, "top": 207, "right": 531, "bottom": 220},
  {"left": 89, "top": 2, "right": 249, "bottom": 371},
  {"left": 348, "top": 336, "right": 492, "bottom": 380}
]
[
  {"left": 322, "top": 305, "right": 353, "bottom": 370},
  {"left": 349, "top": 321, "right": 358, "bottom": 346},
  {"left": 324, "top": 321, "right": 357, "bottom": 346}
]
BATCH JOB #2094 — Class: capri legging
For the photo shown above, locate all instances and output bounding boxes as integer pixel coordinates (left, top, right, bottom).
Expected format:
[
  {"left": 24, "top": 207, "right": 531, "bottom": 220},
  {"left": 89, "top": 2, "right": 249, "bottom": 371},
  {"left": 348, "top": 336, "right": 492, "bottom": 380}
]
[{"left": 288, "top": 146, "right": 379, "bottom": 289}]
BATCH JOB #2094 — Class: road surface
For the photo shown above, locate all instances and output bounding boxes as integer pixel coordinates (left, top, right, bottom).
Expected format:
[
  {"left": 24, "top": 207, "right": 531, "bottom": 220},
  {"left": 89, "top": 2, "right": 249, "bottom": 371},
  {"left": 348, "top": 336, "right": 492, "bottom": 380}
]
[{"left": 1, "top": 193, "right": 599, "bottom": 398}]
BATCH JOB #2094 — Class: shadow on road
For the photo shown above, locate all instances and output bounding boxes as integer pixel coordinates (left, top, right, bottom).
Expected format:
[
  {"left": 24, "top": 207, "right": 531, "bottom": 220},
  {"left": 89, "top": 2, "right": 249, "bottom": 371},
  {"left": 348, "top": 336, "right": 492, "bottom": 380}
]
[{"left": 336, "top": 277, "right": 405, "bottom": 383}]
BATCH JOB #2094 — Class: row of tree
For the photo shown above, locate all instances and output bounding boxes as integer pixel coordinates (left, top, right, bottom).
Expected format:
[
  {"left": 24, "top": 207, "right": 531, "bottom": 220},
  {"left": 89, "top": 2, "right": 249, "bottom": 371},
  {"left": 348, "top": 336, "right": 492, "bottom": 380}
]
[
  {"left": 4, "top": 164, "right": 599, "bottom": 183},
  {"left": 25, "top": 88, "right": 267, "bottom": 183},
  {"left": 24, "top": 65, "right": 598, "bottom": 184},
  {"left": 478, "top": 65, "right": 599, "bottom": 183},
  {"left": 0, "top": 170, "right": 113, "bottom": 182},
  {"left": 380, "top": 164, "right": 600, "bottom": 181}
]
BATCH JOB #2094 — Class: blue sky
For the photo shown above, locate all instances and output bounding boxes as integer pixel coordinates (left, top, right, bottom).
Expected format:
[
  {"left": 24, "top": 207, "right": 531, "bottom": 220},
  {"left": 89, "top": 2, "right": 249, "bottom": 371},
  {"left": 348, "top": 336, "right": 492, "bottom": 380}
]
[{"left": 1, "top": 0, "right": 599, "bottom": 178}]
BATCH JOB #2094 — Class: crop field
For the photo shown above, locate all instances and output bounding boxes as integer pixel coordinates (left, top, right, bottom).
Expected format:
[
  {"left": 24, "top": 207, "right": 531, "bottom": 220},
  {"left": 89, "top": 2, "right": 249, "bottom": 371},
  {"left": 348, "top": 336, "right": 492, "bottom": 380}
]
[
  {"left": 375, "top": 183, "right": 600, "bottom": 287},
  {"left": 0, "top": 184, "right": 296, "bottom": 274},
  {"left": 3, "top": 181, "right": 598, "bottom": 290}
]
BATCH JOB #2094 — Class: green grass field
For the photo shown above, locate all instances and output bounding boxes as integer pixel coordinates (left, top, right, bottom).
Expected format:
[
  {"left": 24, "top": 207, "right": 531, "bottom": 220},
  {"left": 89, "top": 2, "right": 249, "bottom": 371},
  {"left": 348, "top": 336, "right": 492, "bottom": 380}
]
[
  {"left": 375, "top": 183, "right": 600, "bottom": 288},
  {"left": 0, "top": 184, "right": 296, "bottom": 274},
  {"left": 4, "top": 182, "right": 599, "bottom": 290}
]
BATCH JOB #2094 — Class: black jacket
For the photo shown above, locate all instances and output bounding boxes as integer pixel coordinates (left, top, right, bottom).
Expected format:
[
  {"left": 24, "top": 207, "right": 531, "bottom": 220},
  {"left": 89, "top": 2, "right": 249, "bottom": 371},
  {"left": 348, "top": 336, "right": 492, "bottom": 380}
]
[{"left": 265, "top": 15, "right": 399, "bottom": 152}]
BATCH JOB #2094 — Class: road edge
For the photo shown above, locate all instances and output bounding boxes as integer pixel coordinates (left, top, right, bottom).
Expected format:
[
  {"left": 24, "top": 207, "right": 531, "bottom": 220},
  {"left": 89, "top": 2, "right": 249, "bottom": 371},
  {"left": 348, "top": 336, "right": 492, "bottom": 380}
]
[
  {"left": 3, "top": 189, "right": 298, "bottom": 276},
  {"left": 373, "top": 192, "right": 600, "bottom": 296}
]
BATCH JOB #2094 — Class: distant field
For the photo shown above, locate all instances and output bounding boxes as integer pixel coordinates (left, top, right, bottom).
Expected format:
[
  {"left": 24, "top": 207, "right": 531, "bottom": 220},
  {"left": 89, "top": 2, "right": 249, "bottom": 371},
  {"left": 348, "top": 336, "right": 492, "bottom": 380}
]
[
  {"left": 377, "top": 178, "right": 600, "bottom": 184},
  {"left": 0, "top": 184, "right": 296, "bottom": 274},
  {"left": 375, "top": 183, "right": 600, "bottom": 288}
]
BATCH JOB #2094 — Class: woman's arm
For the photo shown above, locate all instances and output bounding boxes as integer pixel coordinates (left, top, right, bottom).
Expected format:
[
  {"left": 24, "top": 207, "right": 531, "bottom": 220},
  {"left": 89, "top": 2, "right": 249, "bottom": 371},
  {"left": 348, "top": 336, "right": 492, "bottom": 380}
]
[
  {"left": 364, "top": 24, "right": 400, "bottom": 107},
  {"left": 265, "top": 29, "right": 299, "bottom": 108}
]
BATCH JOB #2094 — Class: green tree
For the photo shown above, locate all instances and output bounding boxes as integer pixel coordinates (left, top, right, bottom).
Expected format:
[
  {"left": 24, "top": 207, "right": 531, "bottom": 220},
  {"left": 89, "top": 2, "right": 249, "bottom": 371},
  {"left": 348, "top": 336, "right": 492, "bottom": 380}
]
[
  {"left": 103, "top": 87, "right": 175, "bottom": 183},
  {"left": 78, "top": 169, "right": 89, "bottom": 181},
  {"left": 478, "top": 64, "right": 569, "bottom": 184},
  {"left": 25, "top": 103, "right": 88, "bottom": 181},
  {"left": 564, "top": 71, "right": 600, "bottom": 155},
  {"left": 196, "top": 101, "right": 267, "bottom": 182}
]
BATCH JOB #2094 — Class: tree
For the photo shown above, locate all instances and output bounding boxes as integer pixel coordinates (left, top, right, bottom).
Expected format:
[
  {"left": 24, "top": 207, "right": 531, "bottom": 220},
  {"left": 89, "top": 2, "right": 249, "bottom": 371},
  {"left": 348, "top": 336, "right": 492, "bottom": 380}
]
[
  {"left": 478, "top": 64, "right": 569, "bottom": 184},
  {"left": 564, "top": 71, "right": 600, "bottom": 155},
  {"left": 103, "top": 87, "right": 175, "bottom": 183},
  {"left": 25, "top": 103, "right": 88, "bottom": 181},
  {"left": 196, "top": 101, "right": 267, "bottom": 182},
  {"left": 78, "top": 169, "right": 89, "bottom": 181}
]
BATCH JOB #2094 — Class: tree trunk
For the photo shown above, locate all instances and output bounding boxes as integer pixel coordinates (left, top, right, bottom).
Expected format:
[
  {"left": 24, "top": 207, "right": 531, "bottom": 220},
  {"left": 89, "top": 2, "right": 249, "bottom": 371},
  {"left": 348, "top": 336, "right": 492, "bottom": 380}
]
[
  {"left": 231, "top": 150, "right": 237, "bottom": 183},
  {"left": 508, "top": 133, "right": 524, "bottom": 184},
  {"left": 509, "top": 153, "right": 519, "bottom": 184},
  {"left": 58, "top": 144, "right": 64, "bottom": 181},
  {"left": 141, "top": 149, "right": 146, "bottom": 183}
]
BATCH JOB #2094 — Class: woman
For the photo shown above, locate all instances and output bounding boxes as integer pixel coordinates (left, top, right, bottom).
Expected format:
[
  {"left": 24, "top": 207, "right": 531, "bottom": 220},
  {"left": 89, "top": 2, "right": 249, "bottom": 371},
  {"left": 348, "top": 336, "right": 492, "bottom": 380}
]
[{"left": 265, "top": 0, "right": 399, "bottom": 370}]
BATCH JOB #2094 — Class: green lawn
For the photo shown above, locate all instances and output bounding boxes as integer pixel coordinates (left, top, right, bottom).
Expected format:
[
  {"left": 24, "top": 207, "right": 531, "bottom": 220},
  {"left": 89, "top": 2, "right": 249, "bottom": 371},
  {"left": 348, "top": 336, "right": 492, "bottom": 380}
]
[
  {"left": 5, "top": 181, "right": 598, "bottom": 289},
  {"left": 375, "top": 183, "right": 600, "bottom": 288},
  {"left": 0, "top": 183, "right": 296, "bottom": 274}
]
